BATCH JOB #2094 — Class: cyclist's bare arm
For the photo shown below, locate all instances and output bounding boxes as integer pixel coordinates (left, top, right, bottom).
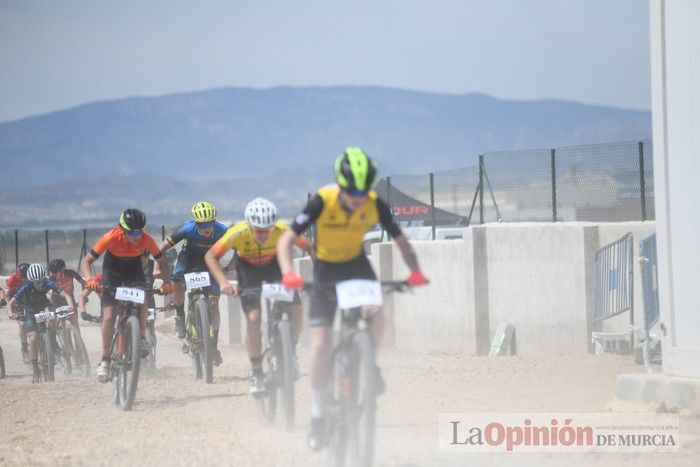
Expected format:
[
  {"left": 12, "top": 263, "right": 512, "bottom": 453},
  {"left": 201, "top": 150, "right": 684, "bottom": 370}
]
[
  {"left": 154, "top": 240, "right": 174, "bottom": 276},
  {"left": 80, "top": 254, "right": 97, "bottom": 281},
  {"left": 60, "top": 290, "right": 77, "bottom": 309},
  {"left": 78, "top": 288, "right": 91, "bottom": 313},
  {"left": 277, "top": 228, "right": 298, "bottom": 275},
  {"left": 6, "top": 297, "right": 17, "bottom": 317},
  {"left": 204, "top": 248, "right": 236, "bottom": 294},
  {"left": 154, "top": 255, "right": 171, "bottom": 283}
]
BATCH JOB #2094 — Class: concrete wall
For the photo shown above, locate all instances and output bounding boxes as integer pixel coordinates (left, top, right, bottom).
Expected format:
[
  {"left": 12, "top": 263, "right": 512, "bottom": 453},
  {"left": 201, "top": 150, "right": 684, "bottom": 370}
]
[
  {"left": 1, "top": 221, "right": 657, "bottom": 356},
  {"left": 368, "top": 221, "right": 654, "bottom": 356}
]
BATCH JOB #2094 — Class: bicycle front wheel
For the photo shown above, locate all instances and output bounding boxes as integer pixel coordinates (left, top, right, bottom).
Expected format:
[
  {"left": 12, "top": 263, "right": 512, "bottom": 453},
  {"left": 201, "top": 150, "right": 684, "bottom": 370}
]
[
  {"left": 117, "top": 315, "right": 141, "bottom": 411},
  {"left": 346, "top": 331, "right": 377, "bottom": 467},
  {"left": 278, "top": 319, "right": 296, "bottom": 431},
  {"left": 41, "top": 331, "right": 55, "bottom": 382},
  {"left": 196, "top": 299, "right": 214, "bottom": 384}
]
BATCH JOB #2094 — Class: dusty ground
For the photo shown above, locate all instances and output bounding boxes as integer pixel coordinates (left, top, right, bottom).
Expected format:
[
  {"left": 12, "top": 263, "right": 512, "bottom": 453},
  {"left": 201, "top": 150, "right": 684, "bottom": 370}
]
[{"left": 1, "top": 314, "right": 698, "bottom": 467}]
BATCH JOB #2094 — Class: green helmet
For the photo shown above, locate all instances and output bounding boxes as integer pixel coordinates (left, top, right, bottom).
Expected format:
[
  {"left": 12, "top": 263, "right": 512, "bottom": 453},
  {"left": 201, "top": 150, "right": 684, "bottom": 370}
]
[{"left": 334, "top": 147, "right": 378, "bottom": 195}]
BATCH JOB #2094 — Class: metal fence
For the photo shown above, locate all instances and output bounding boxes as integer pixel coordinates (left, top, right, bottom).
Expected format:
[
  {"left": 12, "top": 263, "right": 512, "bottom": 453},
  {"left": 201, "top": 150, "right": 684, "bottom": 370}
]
[
  {"left": 639, "top": 233, "right": 660, "bottom": 330},
  {"left": 592, "top": 232, "right": 635, "bottom": 352},
  {"left": 0, "top": 226, "right": 175, "bottom": 276},
  {"left": 380, "top": 139, "right": 654, "bottom": 235}
]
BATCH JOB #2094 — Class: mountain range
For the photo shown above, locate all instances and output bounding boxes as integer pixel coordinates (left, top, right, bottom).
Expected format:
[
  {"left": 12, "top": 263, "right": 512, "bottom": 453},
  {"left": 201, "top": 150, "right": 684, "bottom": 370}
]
[{"left": 0, "top": 86, "right": 651, "bottom": 228}]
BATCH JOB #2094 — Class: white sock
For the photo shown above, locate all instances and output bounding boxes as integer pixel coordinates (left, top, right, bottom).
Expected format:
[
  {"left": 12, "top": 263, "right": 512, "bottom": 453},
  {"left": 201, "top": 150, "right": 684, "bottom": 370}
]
[{"left": 310, "top": 388, "right": 325, "bottom": 418}]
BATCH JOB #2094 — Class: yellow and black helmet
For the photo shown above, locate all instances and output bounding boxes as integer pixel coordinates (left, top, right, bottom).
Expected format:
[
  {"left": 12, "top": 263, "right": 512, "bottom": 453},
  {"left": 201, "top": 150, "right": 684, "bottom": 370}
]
[
  {"left": 191, "top": 201, "right": 217, "bottom": 223},
  {"left": 334, "top": 147, "right": 378, "bottom": 195}
]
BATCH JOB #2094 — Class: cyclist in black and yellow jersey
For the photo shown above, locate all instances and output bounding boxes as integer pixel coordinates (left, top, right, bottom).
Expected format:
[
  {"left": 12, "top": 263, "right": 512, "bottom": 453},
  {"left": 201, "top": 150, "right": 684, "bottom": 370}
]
[{"left": 277, "top": 147, "right": 428, "bottom": 450}]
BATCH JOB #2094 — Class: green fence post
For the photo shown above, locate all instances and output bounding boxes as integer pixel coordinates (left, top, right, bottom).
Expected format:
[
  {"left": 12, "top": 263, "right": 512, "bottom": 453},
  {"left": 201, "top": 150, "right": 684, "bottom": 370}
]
[
  {"left": 45, "top": 230, "right": 50, "bottom": 267},
  {"left": 161, "top": 225, "right": 166, "bottom": 241},
  {"left": 429, "top": 173, "right": 436, "bottom": 239},
  {"left": 551, "top": 148, "right": 557, "bottom": 222},
  {"left": 638, "top": 141, "right": 647, "bottom": 221},
  {"left": 14, "top": 230, "right": 18, "bottom": 268},
  {"left": 479, "top": 155, "right": 484, "bottom": 224}
]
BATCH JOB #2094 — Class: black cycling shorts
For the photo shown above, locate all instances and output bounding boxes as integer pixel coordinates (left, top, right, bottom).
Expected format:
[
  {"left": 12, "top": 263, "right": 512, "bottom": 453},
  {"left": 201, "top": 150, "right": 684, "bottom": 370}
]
[
  {"left": 101, "top": 263, "right": 147, "bottom": 308},
  {"left": 235, "top": 259, "right": 300, "bottom": 313},
  {"left": 309, "top": 254, "right": 377, "bottom": 327}
]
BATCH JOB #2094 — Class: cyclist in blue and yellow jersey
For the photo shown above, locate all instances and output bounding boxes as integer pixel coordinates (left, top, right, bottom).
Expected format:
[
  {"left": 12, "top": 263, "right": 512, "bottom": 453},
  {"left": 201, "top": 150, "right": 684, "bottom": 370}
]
[
  {"left": 7, "top": 264, "right": 77, "bottom": 382},
  {"left": 156, "top": 201, "right": 227, "bottom": 364},
  {"left": 205, "top": 198, "right": 312, "bottom": 394},
  {"left": 277, "top": 147, "right": 429, "bottom": 450},
  {"left": 81, "top": 208, "right": 173, "bottom": 382}
]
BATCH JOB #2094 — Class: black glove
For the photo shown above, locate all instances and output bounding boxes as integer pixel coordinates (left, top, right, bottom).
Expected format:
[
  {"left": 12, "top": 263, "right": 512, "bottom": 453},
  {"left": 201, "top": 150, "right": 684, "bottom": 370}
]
[
  {"left": 0, "top": 298, "right": 6, "bottom": 307},
  {"left": 81, "top": 311, "right": 92, "bottom": 322}
]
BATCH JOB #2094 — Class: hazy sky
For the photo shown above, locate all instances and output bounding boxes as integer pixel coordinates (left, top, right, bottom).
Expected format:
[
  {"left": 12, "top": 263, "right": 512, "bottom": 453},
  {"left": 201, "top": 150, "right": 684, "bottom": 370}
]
[{"left": 0, "top": 0, "right": 651, "bottom": 123}]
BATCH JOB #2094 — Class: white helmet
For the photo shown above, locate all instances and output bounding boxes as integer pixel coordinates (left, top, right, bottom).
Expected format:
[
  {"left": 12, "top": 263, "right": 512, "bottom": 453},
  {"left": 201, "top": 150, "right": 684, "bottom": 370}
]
[
  {"left": 27, "top": 263, "right": 45, "bottom": 283},
  {"left": 245, "top": 197, "right": 277, "bottom": 229}
]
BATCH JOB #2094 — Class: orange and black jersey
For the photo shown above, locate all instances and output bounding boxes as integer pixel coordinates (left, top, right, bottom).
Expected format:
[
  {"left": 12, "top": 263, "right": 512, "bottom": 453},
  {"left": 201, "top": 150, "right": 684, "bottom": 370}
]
[
  {"left": 89, "top": 226, "right": 162, "bottom": 275},
  {"left": 291, "top": 184, "right": 402, "bottom": 263}
]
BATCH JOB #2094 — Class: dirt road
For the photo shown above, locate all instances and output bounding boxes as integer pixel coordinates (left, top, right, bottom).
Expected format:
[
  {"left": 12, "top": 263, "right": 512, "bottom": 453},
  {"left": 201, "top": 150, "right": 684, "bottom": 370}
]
[{"left": 1, "top": 315, "right": 698, "bottom": 466}]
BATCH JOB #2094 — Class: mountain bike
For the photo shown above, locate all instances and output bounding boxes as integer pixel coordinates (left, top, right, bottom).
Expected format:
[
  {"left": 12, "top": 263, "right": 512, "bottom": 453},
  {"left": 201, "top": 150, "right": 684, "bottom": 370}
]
[
  {"left": 309, "top": 280, "right": 408, "bottom": 467},
  {"left": 51, "top": 306, "right": 90, "bottom": 377},
  {"left": 178, "top": 271, "right": 216, "bottom": 384},
  {"left": 240, "top": 283, "right": 298, "bottom": 431},
  {"left": 99, "top": 286, "right": 147, "bottom": 411}
]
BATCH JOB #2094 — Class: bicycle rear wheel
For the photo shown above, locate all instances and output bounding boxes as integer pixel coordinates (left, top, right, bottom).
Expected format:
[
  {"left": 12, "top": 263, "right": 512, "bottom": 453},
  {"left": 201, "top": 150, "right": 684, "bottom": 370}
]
[
  {"left": 346, "top": 332, "right": 377, "bottom": 467},
  {"left": 117, "top": 315, "right": 141, "bottom": 411},
  {"left": 68, "top": 323, "right": 90, "bottom": 377},
  {"left": 144, "top": 321, "right": 157, "bottom": 370},
  {"left": 278, "top": 319, "right": 296, "bottom": 431},
  {"left": 196, "top": 299, "right": 214, "bottom": 384},
  {"left": 58, "top": 325, "right": 73, "bottom": 376}
]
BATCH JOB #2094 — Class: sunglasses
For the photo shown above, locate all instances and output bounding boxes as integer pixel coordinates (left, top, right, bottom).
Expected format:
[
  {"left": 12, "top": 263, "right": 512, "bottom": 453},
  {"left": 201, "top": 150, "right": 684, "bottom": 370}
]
[
  {"left": 252, "top": 227, "right": 272, "bottom": 235},
  {"left": 196, "top": 221, "right": 216, "bottom": 229},
  {"left": 124, "top": 229, "right": 142, "bottom": 237},
  {"left": 342, "top": 188, "right": 369, "bottom": 198}
]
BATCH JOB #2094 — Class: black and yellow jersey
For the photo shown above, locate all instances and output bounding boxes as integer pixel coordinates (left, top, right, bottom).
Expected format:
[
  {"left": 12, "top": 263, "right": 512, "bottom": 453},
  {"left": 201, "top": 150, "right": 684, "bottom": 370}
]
[{"left": 290, "top": 184, "right": 401, "bottom": 263}]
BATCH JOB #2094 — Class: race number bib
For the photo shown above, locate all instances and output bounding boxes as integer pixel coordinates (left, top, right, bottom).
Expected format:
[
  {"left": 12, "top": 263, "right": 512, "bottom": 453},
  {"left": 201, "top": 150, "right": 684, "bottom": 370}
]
[
  {"left": 261, "top": 283, "right": 295, "bottom": 302},
  {"left": 335, "top": 280, "right": 383, "bottom": 309},
  {"left": 34, "top": 311, "right": 55, "bottom": 323},
  {"left": 54, "top": 306, "right": 74, "bottom": 318},
  {"left": 184, "top": 272, "right": 211, "bottom": 291},
  {"left": 115, "top": 287, "right": 145, "bottom": 304}
]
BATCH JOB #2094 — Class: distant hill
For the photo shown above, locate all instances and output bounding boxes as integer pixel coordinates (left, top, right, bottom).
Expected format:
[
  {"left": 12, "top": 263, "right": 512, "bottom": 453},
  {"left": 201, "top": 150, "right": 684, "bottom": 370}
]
[{"left": 0, "top": 86, "right": 651, "bottom": 227}]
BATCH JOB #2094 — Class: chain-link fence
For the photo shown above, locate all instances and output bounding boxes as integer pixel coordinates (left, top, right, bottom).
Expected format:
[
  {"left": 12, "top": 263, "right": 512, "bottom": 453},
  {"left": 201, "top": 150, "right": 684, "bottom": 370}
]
[
  {"left": 380, "top": 139, "right": 653, "bottom": 235},
  {"left": 0, "top": 139, "right": 655, "bottom": 267}
]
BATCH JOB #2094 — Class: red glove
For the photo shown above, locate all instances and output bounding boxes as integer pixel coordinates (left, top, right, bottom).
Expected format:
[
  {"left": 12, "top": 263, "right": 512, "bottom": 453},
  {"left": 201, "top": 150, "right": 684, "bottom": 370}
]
[
  {"left": 85, "top": 278, "right": 102, "bottom": 291},
  {"left": 159, "top": 281, "right": 174, "bottom": 294},
  {"left": 282, "top": 272, "right": 305, "bottom": 290},
  {"left": 406, "top": 270, "right": 429, "bottom": 287}
]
